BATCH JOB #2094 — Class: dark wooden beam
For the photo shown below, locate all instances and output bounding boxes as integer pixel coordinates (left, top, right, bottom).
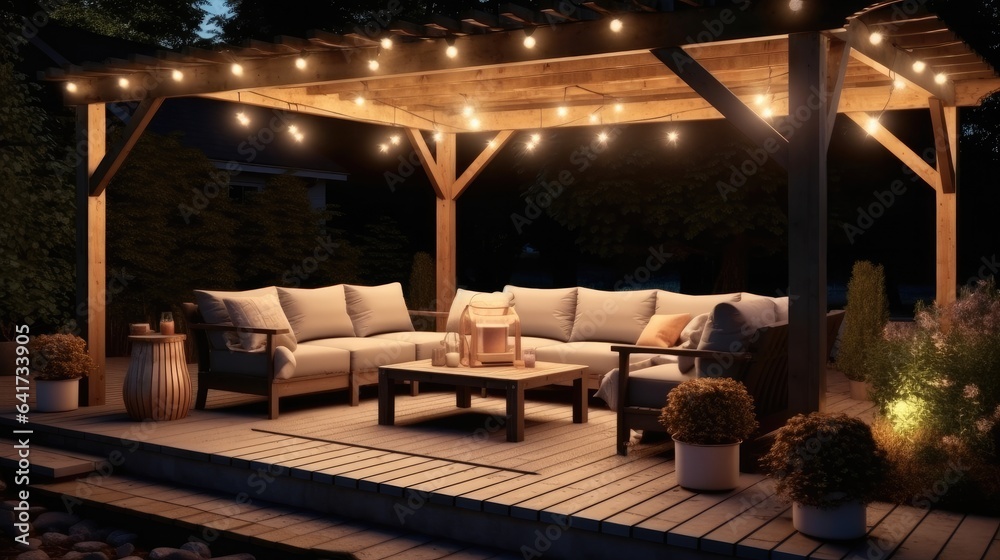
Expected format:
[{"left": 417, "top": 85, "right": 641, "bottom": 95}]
[
  {"left": 652, "top": 46, "right": 789, "bottom": 169},
  {"left": 89, "top": 97, "right": 163, "bottom": 196},
  {"left": 825, "top": 37, "right": 850, "bottom": 148},
  {"left": 786, "top": 32, "right": 828, "bottom": 415}
]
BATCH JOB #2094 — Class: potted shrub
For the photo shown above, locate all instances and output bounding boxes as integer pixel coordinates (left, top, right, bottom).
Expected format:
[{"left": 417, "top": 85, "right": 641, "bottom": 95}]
[
  {"left": 28, "top": 334, "right": 93, "bottom": 412},
  {"left": 659, "top": 377, "right": 758, "bottom": 491},
  {"left": 760, "top": 412, "right": 888, "bottom": 539},
  {"left": 837, "top": 261, "right": 889, "bottom": 400}
]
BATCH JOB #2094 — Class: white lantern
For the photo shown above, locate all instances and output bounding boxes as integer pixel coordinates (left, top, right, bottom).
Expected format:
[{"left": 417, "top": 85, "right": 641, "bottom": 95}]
[{"left": 460, "top": 293, "right": 521, "bottom": 367}]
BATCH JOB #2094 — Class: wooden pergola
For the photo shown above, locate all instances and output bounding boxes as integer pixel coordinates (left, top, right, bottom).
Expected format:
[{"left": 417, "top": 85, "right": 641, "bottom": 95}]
[{"left": 50, "top": 0, "right": 997, "bottom": 410}]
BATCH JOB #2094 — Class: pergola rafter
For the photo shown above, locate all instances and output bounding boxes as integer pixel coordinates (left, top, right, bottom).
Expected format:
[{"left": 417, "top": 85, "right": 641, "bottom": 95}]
[{"left": 51, "top": 0, "right": 996, "bottom": 411}]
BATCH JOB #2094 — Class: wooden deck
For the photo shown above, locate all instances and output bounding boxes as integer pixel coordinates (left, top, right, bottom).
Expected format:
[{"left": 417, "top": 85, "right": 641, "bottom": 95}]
[{"left": 3, "top": 359, "right": 1000, "bottom": 559}]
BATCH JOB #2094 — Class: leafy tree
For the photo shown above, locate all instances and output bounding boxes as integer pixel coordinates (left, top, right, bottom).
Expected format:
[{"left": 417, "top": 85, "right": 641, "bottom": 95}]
[
  {"left": 0, "top": 14, "right": 75, "bottom": 339},
  {"left": 45, "top": 0, "right": 208, "bottom": 48},
  {"left": 106, "top": 131, "right": 241, "bottom": 327},
  {"left": 352, "top": 214, "right": 411, "bottom": 286}
]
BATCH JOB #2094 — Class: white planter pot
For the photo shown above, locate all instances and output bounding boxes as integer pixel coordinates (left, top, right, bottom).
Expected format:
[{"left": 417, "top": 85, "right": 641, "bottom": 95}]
[
  {"left": 849, "top": 380, "right": 872, "bottom": 401},
  {"left": 792, "top": 501, "right": 867, "bottom": 540},
  {"left": 673, "top": 438, "right": 741, "bottom": 491},
  {"left": 35, "top": 378, "right": 81, "bottom": 412}
]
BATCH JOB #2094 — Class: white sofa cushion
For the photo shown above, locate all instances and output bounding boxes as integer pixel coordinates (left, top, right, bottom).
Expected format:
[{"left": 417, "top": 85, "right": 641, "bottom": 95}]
[
  {"left": 305, "top": 337, "right": 417, "bottom": 372},
  {"left": 569, "top": 288, "right": 657, "bottom": 343},
  {"left": 208, "top": 344, "right": 350, "bottom": 380},
  {"left": 194, "top": 286, "right": 277, "bottom": 350},
  {"left": 535, "top": 341, "right": 661, "bottom": 377},
  {"left": 277, "top": 285, "right": 355, "bottom": 342},
  {"left": 696, "top": 298, "right": 779, "bottom": 378},
  {"left": 222, "top": 293, "right": 297, "bottom": 352},
  {"left": 373, "top": 331, "right": 448, "bottom": 360},
  {"left": 740, "top": 292, "right": 790, "bottom": 322},
  {"left": 503, "top": 286, "right": 577, "bottom": 342},
  {"left": 445, "top": 288, "right": 484, "bottom": 333},
  {"left": 655, "top": 290, "right": 741, "bottom": 318},
  {"left": 344, "top": 282, "right": 414, "bottom": 337}
]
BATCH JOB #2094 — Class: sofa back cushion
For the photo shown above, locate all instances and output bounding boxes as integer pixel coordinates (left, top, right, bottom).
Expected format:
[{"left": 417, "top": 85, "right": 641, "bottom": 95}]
[
  {"left": 740, "top": 292, "right": 790, "bottom": 322},
  {"left": 345, "top": 282, "right": 414, "bottom": 337},
  {"left": 503, "top": 286, "right": 577, "bottom": 342},
  {"left": 695, "top": 298, "right": 779, "bottom": 378},
  {"left": 222, "top": 293, "right": 298, "bottom": 352},
  {"left": 194, "top": 286, "right": 278, "bottom": 350},
  {"left": 655, "top": 290, "right": 741, "bottom": 318},
  {"left": 569, "top": 288, "right": 657, "bottom": 343},
  {"left": 445, "top": 288, "right": 487, "bottom": 333},
  {"left": 277, "top": 285, "right": 355, "bottom": 342}
]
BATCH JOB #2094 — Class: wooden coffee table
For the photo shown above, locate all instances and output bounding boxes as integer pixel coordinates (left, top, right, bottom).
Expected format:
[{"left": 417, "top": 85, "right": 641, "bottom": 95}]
[{"left": 378, "top": 360, "right": 588, "bottom": 442}]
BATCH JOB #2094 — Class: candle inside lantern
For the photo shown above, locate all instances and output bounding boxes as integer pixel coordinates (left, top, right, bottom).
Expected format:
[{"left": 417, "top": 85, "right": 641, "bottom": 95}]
[
  {"left": 446, "top": 352, "right": 460, "bottom": 367},
  {"left": 478, "top": 325, "right": 507, "bottom": 354}
]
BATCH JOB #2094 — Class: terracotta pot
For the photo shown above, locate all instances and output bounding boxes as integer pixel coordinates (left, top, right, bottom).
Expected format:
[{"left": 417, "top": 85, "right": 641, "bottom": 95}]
[
  {"left": 673, "top": 438, "right": 741, "bottom": 491},
  {"left": 849, "top": 379, "right": 872, "bottom": 401},
  {"left": 35, "top": 377, "right": 81, "bottom": 412},
  {"left": 792, "top": 501, "right": 867, "bottom": 540}
]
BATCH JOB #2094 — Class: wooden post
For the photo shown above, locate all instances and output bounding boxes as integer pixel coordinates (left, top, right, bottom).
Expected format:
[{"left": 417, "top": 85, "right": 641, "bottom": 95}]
[
  {"left": 786, "top": 32, "right": 828, "bottom": 415},
  {"left": 436, "top": 133, "right": 458, "bottom": 332},
  {"left": 933, "top": 101, "right": 959, "bottom": 308},
  {"left": 76, "top": 104, "right": 106, "bottom": 406}
]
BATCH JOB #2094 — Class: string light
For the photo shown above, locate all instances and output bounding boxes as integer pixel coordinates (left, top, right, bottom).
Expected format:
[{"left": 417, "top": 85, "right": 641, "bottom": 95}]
[
  {"left": 893, "top": 78, "right": 906, "bottom": 90},
  {"left": 789, "top": 0, "right": 803, "bottom": 11},
  {"left": 433, "top": 131, "right": 443, "bottom": 142},
  {"left": 912, "top": 60, "right": 926, "bottom": 73},
  {"left": 118, "top": 77, "right": 129, "bottom": 88},
  {"left": 65, "top": 82, "right": 78, "bottom": 93},
  {"left": 614, "top": 102, "right": 623, "bottom": 113},
  {"left": 589, "top": 113, "right": 599, "bottom": 123},
  {"left": 295, "top": 56, "right": 307, "bottom": 70},
  {"left": 390, "top": 134, "right": 401, "bottom": 145},
  {"left": 379, "top": 143, "right": 389, "bottom": 153},
  {"left": 557, "top": 105, "right": 568, "bottom": 117},
  {"left": 865, "top": 116, "right": 880, "bottom": 135},
  {"left": 597, "top": 130, "right": 609, "bottom": 143},
  {"left": 934, "top": 72, "right": 948, "bottom": 85},
  {"left": 523, "top": 35, "right": 536, "bottom": 49},
  {"left": 381, "top": 37, "right": 393, "bottom": 49},
  {"left": 869, "top": 32, "right": 883, "bottom": 45},
  {"left": 609, "top": 18, "right": 623, "bottom": 33},
  {"left": 446, "top": 45, "right": 458, "bottom": 58},
  {"left": 525, "top": 140, "right": 536, "bottom": 151},
  {"left": 667, "top": 130, "right": 679, "bottom": 143},
  {"left": 171, "top": 69, "right": 184, "bottom": 81},
  {"left": 354, "top": 95, "right": 365, "bottom": 106},
  {"left": 762, "top": 107, "right": 774, "bottom": 119},
  {"left": 530, "top": 133, "right": 541, "bottom": 144},
  {"left": 231, "top": 63, "right": 244, "bottom": 76},
  {"left": 462, "top": 104, "right": 475, "bottom": 117},
  {"left": 369, "top": 59, "right": 380, "bottom": 71},
  {"left": 288, "top": 125, "right": 304, "bottom": 142},
  {"left": 755, "top": 94, "right": 767, "bottom": 106},
  {"left": 469, "top": 117, "right": 481, "bottom": 129},
  {"left": 236, "top": 112, "right": 250, "bottom": 126}
]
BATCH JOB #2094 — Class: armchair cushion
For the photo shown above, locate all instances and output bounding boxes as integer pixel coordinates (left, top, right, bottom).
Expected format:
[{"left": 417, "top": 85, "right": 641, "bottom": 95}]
[
  {"left": 627, "top": 362, "right": 696, "bottom": 409},
  {"left": 569, "top": 288, "right": 657, "bottom": 343},
  {"left": 695, "top": 298, "right": 778, "bottom": 377},
  {"left": 344, "top": 282, "right": 414, "bottom": 336},
  {"left": 194, "top": 286, "right": 278, "bottom": 350},
  {"left": 278, "top": 285, "right": 355, "bottom": 342},
  {"left": 222, "top": 293, "right": 297, "bottom": 352}
]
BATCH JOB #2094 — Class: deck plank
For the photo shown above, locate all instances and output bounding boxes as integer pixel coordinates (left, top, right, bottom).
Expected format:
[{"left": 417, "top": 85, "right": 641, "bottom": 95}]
[{"left": 937, "top": 514, "right": 1000, "bottom": 560}]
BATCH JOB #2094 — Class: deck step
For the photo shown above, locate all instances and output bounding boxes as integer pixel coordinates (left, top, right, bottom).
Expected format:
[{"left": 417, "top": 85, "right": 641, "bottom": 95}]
[
  {"left": 31, "top": 472, "right": 520, "bottom": 560},
  {"left": 0, "top": 438, "right": 102, "bottom": 479}
]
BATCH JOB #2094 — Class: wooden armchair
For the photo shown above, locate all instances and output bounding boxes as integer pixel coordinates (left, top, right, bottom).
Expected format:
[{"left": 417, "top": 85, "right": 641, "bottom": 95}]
[{"left": 611, "top": 310, "right": 845, "bottom": 456}]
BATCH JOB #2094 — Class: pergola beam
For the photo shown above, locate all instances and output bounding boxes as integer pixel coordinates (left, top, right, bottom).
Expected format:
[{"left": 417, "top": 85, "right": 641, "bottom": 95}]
[
  {"left": 652, "top": 46, "right": 789, "bottom": 169},
  {"left": 89, "top": 98, "right": 163, "bottom": 196},
  {"left": 935, "top": 103, "right": 959, "bottom": 308},
  {"left": 825, "top": 38, "right": 850, "bottom": 147},
  {"left": 928, "top": 97, "right": 957, "bottom": 194},
  {"left": 844, "top": 112, "right": 942, "bottom": 191}
]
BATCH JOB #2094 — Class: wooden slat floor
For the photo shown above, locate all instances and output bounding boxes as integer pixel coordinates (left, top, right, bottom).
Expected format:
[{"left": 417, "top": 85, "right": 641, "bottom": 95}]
[{"left": 3, "top": 359, "right": 1000, "bottom": 559}]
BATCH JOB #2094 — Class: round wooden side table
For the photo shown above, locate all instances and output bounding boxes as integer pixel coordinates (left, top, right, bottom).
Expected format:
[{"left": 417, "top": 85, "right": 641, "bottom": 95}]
[{"left": 123, "top": 334, "right": 192, "bottom": 421}]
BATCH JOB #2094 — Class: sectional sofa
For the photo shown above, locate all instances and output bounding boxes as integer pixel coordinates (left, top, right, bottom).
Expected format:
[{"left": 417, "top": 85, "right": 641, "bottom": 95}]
[{"left": 184, "top": 282, "right": 790, "bottom": 418}]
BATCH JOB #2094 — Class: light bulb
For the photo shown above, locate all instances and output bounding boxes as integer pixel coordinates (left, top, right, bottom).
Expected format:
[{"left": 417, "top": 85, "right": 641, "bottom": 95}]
[
  {"left": 589, "top": 113, "right": 598, "bottom": 123},
  {"left": 789, "top": 0, "right": 803, "bottom": 11},
  {"left": 390, "top": 134, "right": 400, "bottom": 145},
  {"left": 446, "top": 45, "right": 458, "bottom": 58},
  {"left": 609, "top": 19, "right": 623, "bottom": 33},
  {"left": 231, "top": 63, "right": 243, "bottom": 76},
  {"left": 381, "top": 37, "right": 393, "bottom": 49},
  {"left": 866, "top": 116, "right": 880, "bottom": 135},
  {"left": 469, "top": 117, "right": 481, "bottom": 129},
  {"left": 293, "top": 132, "right": 304, "bottom": 142},
  {"left": 288, "top": 125, "right": 299, "bottom": 134},
  {"left": 667, "top": 130, "right": 679, "bottom": 143},
  {"left": 379, "top": 143, "right": 389, "bottom": 153},
  {"left": 869, "top": 32, "right": 883, "bottom": 45},
  {"left": 614, "top": 103, "right": 623, "bottom": 113},
  {"left": 523, "top": 36, "right": 536, "bottom": 49},
  {"left": 934, "top": 72, "right": 948, "bottom": 85},
  {"left": 597, "top": 131, "right": 609, "bottom": 143},
  {"left": 557, "top": 106, "right": 568, "bottom": 117},
  {"left": 368, "top": 59, "right": 380, "bottom": 71},
  {"left": 236, "top": 112, "right": 250, "bottom": 126},
  {"left": 65, "top": 82, "right": 78, "bottom": 93},
  {"left": 762, "top": 107, "right": 774, "bottom": 119},
  {"left": 433, "top": 131, "right": 443, "bottom": 142},
  {"left": 530, "top": 133, "right": 541, "bottom": 143},
  {"left": 755, "top": 94, "right": 767, "bottom": 106},
  {"left": 526, "top": 141, "right": 536, "bottom": 151},
  {"left": 171, "top": 69, "right": 183, "bottom": 81},
  {"left": 893, "top": 78, "right": 906, "bottom": 90},
  {"left": 295, "top": 57, "right": 307, "bottom": 70},
  {"left": 118, "top": 77, "right": 129, "bottom": 88},
  {"left": 355, "top": 95, "right": 365, "bottom": 106},
  {"left": 462, "top": 104, "right": 474, "bottom": 117},
  {"left": 912, "top": 60, "right": 926, "bottom": 73}
]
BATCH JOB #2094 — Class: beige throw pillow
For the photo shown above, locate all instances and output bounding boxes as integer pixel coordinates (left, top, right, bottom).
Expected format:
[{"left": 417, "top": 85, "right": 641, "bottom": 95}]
[
  {"left": 636, "top": 313, "right": 691, "bottom": 347},
  {"left": 222, "top": 293, "right": 297, "bottom": 352},
  {"left": 344, "top": 283, "right": 414, "bottom": 337},
  {"left": 277, "top": 285, "right": 355, "bottom": 342}
]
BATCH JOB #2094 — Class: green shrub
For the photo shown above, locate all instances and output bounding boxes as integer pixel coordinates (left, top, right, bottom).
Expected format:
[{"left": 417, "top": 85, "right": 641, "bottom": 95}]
[{"left": 838, "top": 261, "right": 889, "bottom": 382}]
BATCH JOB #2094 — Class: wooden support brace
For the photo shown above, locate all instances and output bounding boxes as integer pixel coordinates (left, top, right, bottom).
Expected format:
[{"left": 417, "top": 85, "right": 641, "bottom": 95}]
[
  {"left": 652, "top": 46, "right": 789, "bottom": 169},
  {"left": 90, "top": 98, "right": 163, "bottom": 196},
  {"left": 844, "top": 112, "right": 941, "bottom": 191},
  {"left": 928, "top": 97, "right": 956, "bottom": 194}
]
